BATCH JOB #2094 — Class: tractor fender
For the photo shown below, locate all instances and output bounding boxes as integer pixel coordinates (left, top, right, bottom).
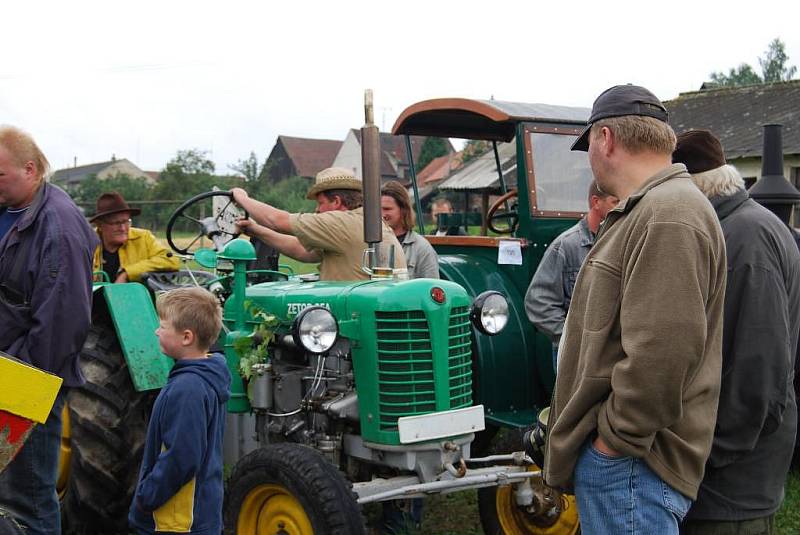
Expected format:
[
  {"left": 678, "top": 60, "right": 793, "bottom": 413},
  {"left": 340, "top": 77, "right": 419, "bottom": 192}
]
[
  {"left": 438, "top": 254, "right": 553, "bottom": 427},
  {"left": 92, "top": 283, "right": 172, "bottom": 392}
]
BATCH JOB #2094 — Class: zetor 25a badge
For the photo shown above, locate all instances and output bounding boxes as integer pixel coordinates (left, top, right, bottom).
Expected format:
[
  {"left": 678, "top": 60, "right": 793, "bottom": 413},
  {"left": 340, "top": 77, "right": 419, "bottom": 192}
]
[{"left": 286, "top": 302, "right": 332, "bottom": 316}]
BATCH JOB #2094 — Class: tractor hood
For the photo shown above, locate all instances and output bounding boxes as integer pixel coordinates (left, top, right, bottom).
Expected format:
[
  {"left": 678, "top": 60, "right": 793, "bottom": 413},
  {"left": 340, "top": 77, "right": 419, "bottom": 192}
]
[{"left": 237, "top": 278, "right": 471, "bottom": 341}]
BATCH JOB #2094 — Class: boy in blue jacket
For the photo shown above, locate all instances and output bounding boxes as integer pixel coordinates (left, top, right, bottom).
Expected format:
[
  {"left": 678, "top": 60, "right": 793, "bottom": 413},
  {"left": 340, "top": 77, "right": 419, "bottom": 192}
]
[{"left": 129, "top": 287, "right": 231, "bottom": 534}]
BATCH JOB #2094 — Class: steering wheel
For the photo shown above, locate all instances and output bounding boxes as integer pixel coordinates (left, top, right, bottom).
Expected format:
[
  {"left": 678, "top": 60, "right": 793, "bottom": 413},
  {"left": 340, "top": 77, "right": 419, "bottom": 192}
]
[
  {"left": 166, "top": 191, "right": 248, "bottom": 254},
  {"left": 487, "top": 189, "right": 519, "bottom": 234}
]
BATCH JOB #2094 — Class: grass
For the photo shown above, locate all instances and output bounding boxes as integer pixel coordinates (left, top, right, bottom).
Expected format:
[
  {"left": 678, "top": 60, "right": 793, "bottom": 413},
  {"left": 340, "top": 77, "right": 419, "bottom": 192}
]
[
  {"left": 363, "top": 491, "right": 482, "bottom": 535},
  {"left": 777, "top": 469, "right": 800, "bottom": 534}
]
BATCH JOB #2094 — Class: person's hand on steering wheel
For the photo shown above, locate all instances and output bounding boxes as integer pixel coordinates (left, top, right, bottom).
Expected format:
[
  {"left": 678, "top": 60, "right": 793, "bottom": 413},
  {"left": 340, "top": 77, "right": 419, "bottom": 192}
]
[
  {"left": 230, "top": 187, "right": 250, "bottom": 207},
  {"left": 235, "top": 216, "right": 264, "bottom": 238}
]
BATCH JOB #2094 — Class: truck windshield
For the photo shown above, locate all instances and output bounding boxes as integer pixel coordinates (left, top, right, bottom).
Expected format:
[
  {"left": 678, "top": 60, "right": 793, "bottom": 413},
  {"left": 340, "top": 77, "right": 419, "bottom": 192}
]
[{"left": 529, "top": 132, "right": 594, "bottom": 214}]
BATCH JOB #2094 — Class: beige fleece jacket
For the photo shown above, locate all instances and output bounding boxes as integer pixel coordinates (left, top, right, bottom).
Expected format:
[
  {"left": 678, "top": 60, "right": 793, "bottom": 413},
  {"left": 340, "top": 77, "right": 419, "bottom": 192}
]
[{"left": 544, "top": 164, "right": 727, "bottom": 499}]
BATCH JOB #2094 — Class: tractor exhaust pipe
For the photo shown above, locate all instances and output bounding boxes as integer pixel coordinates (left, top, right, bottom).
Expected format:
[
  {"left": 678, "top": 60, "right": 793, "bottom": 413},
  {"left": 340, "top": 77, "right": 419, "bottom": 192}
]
[
  {"left": 362, "top": 90, "right": 382, "bottom": 246},
  {"left": 360, "top": 90, "right": 394, "bottom": 277},
  {"left": 749, "top": 124, "right": 800, "bottom": 225}
]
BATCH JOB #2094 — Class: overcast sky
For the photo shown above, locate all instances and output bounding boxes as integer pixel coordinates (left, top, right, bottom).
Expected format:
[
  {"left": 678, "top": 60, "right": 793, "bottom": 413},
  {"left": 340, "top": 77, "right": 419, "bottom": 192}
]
[{"left": 3, "top": 1, "right": 798, "bottom": 175}]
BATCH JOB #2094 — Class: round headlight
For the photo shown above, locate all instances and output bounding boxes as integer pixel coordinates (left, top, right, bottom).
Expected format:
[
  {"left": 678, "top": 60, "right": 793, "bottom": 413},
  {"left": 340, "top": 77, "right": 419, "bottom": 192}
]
[
  {"left": 470, "top": 291, "right": 509, "bottom": 335},
  {"left": 292, "top": 306, "right": 338, "bottom": 353}
]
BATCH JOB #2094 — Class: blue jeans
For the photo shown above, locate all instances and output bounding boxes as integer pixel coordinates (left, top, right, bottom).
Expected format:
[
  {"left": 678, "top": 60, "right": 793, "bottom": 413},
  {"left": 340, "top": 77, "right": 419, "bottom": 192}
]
[
  {"left": 574, "top": 439, "right": 692, "bottom": 535},
  {"left": 0, "top": 390, "right": 66, "bottom": 535}
]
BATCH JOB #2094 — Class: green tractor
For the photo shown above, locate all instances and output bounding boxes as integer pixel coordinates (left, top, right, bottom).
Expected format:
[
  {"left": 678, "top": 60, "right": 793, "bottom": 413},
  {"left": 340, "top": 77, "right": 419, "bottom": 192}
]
[
  {"left": 391, "top": 97, "right": 594, "bottom": 533},
  {"left": 58, "top": 95, "right": 591, "bottom": 535}
]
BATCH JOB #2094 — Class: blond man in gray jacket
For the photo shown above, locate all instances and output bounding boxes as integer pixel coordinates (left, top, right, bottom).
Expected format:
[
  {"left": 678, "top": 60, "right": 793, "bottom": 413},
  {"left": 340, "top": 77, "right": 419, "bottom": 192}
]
[{"left": 544, "top": 85, "right": 726, "bottom": 535}]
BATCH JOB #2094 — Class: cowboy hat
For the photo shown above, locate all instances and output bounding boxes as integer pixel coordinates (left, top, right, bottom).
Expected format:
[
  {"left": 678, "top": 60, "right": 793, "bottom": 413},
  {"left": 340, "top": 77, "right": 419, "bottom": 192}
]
[{"left": 90, "top": 191, "right": 141, "bottom": 223}]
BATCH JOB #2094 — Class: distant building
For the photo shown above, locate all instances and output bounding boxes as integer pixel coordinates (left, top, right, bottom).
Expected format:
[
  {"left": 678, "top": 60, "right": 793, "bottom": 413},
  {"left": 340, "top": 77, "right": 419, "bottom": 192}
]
[
  {"left": 665, "top": 80, "right": 800, "bottom": 188},
  {"left": 410, "top": 151, "right": 463, "bottom": 205},
  {"left": 417, "top": 151, "right": 463, "bottom": 186},
  {"left": 51, "top": 157, "right": 153, "bottom": 188},
  {"left": 262, "top": 135, "right": 343, "bottom": 182},
  {"left": 332, "top": 130, "right": 451, "bottom": 185}
]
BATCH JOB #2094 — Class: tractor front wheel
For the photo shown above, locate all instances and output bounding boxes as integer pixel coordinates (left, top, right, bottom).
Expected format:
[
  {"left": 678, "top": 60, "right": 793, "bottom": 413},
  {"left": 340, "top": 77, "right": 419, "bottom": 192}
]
[
  {"left": 478, "top": 473, "right": 580, "bottom": 535},
  {"left": 477, "top": 428, "right": 579, "bottom": 535},
  {"left": 225, "top": 443, "right": 365, "bottom": 535},
  {"left": 60, "top": 319, "right": 154, "bottom": 534}
]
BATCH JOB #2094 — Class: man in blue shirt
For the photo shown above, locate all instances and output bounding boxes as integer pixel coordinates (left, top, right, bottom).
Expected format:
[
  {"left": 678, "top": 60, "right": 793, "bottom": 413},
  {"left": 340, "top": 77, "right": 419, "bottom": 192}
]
[{"left": 0, "top": 125, "right": 98, "bottom": 535}]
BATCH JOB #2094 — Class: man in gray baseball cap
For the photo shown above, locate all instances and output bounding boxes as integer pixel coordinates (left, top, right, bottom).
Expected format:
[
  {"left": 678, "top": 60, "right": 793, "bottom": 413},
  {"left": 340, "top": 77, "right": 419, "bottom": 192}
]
[{"left": 542, "top": 85, "right": 726, "bottom": 534}]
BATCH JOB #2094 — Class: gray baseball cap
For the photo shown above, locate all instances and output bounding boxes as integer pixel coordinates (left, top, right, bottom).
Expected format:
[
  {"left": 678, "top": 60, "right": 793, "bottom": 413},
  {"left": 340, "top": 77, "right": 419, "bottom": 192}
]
[{"left": 571, "top": 84, "right": 668, "bottom": 151}]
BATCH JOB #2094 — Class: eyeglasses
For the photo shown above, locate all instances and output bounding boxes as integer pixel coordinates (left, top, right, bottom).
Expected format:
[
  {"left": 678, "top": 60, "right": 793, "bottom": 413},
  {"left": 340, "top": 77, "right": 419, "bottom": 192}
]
[{"left": 102, "top": 218, "right": 131, "bottom": 227}]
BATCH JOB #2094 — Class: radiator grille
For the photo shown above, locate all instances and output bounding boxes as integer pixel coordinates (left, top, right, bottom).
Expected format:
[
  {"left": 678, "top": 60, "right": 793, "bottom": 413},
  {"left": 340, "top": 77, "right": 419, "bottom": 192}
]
[
  {"left": 448, "top": 306, "right": 473, "bottom": 409},
  {"left": 375, "top": 308, "right": 473, "bottom": 431}
]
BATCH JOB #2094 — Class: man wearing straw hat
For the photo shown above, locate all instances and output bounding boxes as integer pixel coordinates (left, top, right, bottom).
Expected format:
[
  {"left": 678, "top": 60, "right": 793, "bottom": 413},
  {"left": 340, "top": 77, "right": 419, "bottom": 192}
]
[{"left": 232, "top": 167, "right": 405, "bottom": 281}]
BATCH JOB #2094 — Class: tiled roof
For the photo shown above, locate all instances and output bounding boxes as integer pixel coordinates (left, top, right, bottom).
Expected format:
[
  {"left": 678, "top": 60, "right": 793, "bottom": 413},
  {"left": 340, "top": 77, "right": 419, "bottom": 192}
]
[
  {"left": 438, "top": 142, "right": 516, "bottom": 192},
  {"left": 352, "top": 130, "right": 439, "bottom": 176},
  {"left": 417, "top": 152, "right": 463, "bottom": 185},
  {"left": 279, "top": 136, "right": 343, "bottom": 178},
  {"left": 665, "top": 80, "right": 800, "bottom": 159},
  {"left": 52, "top": 160, "right": 116, "bottom": 185}
]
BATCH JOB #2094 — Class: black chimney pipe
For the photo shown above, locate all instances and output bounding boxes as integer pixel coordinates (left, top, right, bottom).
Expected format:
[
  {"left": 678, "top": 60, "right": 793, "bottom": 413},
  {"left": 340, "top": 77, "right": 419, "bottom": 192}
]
[
  {"left": 748, "top": 124, "right": 800, "bottom": 225},
  {"left": 761, "top": 124, "right": 784, "bottom": 178}
]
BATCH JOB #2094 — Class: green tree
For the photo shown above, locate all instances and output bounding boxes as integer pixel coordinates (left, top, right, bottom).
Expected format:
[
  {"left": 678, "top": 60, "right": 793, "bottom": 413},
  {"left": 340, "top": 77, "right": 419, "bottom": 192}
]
[
  {"left": 709, "top": 64, "right": 762, "bottom": 87},
  {"left": 168, "top": 149, "right": 216, "bottom": 175},
  {"left": 230, "top": 151, "right": 263, "bottom": 182},
  {"left": 74, "top": 173, "right": 151, "bottom": 206},
  {"left": 759, "top": 38, "right": 798, "bottom": 82},
  {"left": 709, "top": 38, "right": 797, "bottom": 86},
  {"left": 460, "top": 139, "right": 490, "bottom": 165},
  {"left": 149, "top": 149, "right": 237, "bottom": 230},
  {"left": 152, "top": 149, "right": 223, "bottom": 202},
  {"left": 258, "top": 176, "right": 316, "bottom": 213},
  {"left": 415, "top": 137, "right": 450, "bottom": 172}
]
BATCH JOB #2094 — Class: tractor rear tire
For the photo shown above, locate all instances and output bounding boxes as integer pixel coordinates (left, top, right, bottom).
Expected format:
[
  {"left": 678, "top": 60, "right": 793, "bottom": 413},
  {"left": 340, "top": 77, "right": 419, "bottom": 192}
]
[
  {"left": 61, "top": 319, "right": 155, "bottom": 534},
  {"left": 225, "top": 443, "right": 366, "bottom": 535}
]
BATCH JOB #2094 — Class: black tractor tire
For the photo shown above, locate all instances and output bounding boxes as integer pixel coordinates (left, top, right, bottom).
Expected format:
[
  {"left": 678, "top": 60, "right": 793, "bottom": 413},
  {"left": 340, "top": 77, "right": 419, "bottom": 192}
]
[
  {"left": 225, "top": 443, "right": 366, "bottom": 535},
  {"left": 471, "top": 423, "right": 501, "bottom": 458},
  {"left": 61, "top": 319, "right": 155, "bottom": 534},
  {"left": 477, "top": 428, "right": 580, "bottom": 535}
]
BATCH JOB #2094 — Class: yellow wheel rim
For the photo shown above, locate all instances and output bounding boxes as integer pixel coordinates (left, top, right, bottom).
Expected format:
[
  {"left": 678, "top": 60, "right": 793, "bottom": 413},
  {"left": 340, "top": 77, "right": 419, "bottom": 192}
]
[
  {"left": 496, "top": 469, "right": 580, "bottom": 535},
  {"left": 237, "top": 483, "right": 313, "bottom": 535},
  {"left": 57, "top": 403, "right": 71, "bottom": 500}
]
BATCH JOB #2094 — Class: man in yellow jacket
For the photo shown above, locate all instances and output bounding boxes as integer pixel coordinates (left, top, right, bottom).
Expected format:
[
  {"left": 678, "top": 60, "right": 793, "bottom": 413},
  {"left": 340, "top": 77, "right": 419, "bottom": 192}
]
[{"left": 90, "top": 192, "right": 179, "bottom": 282}]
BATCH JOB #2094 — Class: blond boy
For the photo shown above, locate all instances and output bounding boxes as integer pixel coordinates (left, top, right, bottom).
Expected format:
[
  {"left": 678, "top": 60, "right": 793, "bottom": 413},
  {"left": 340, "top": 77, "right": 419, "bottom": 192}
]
[{"left": 129, "top": 288, "right": 230, "bottom": 534}]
